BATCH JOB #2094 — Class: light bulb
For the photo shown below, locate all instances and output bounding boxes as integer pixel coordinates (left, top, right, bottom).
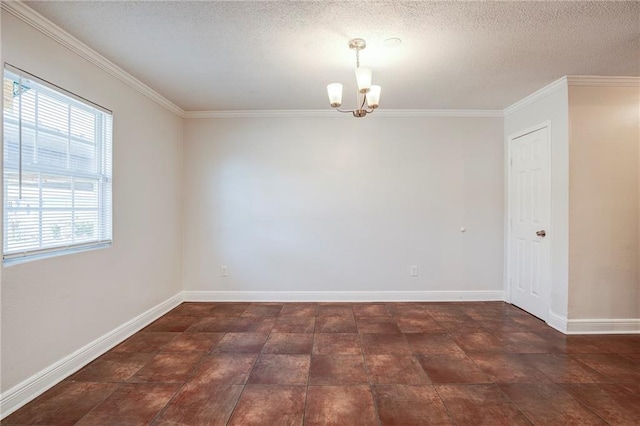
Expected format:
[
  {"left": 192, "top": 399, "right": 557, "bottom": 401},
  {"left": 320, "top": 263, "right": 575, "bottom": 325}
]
[
  {"left": 355, "top": 67, "right": 372, "bottom": 93},
  {"left": 367, "top": 85, "right": 381, "bottom": 108},
  {"left": 327, "top": 83, "right": 343, "bottom": 107}
]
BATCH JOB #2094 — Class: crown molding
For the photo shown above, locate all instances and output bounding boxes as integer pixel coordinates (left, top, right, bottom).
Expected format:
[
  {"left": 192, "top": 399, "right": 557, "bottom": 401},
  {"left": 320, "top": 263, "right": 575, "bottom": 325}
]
[
  {"left": 503, "top": 75, "right": 640, "bottom": 117},
  {"left": 566, "top": 75, "right": 640, "bottom": 87},
  {"left": 375, "top": 109, "right": 504, "bottom": 118},
  {"left": 185, "top": 110, "right": 334, "bottom": 119},
  {"left": 503, "top": 76, "right": 568, "bottom": 117},
  {"left": 184, "top": 109, "right": 504, "bottom": 119},
  {"left": 1, "top": 0, "right": 185, "bottom": 117}
]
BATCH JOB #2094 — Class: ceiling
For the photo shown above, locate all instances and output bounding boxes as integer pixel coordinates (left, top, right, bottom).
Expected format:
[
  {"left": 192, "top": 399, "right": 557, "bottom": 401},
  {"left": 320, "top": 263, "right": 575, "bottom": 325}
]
[{"left": 24, "top": 1, "right": 640, "bottom": 112}]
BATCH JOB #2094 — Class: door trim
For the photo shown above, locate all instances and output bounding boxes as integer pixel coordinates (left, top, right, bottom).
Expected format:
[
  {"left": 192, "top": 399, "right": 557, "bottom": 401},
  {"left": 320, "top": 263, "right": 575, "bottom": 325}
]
[{"left": 504, "top": 121, "right": 552, "bottom": 321}]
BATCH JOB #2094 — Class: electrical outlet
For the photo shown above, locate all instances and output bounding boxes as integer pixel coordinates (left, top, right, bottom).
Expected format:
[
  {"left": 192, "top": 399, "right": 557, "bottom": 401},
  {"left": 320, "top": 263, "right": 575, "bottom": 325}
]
[
  {"left": 410, "top": 265, "right": 419, "bottom": 277},
  {"left": 220, "top": 265, "right": 228, "bottom": 277}
]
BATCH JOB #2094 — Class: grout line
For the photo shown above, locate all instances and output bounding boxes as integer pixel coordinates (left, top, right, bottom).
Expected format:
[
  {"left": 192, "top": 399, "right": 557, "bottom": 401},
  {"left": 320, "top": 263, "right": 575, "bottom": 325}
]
[
  {"left": 356, "top": 310, "right": 383, "bottom": 426},
  {"left": 67, "top": 381, "right": 122, "bottom": 425},
  {"left": 224, "top": 303, "right": 280, "bottom": 424},
  {"left": 147, "top": 304, "right": 236, "bottom": 424},
  {"left": 412, "top": 308, "right": 460, "bottom": 425},
  {"left": 490, "top": 384, "right": 536, "bottom": 426},
  {"left": 302, "top": 313, "right": 319, "bottom": 425},
  {"left": 432, "top": 384, "right": 461, "bottom": 426},
  {"left": 148, "top": 351, "right": 210, "bottom": 424},
  {"left": 558, "top": 384, "right": 616, "bottom": 425}
]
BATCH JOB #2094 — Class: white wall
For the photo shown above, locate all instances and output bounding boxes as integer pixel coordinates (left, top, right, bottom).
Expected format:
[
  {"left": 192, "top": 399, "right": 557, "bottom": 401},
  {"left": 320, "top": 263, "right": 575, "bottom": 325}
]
[
  {"left": 504, "top": 84, "right": 570, "bottom": 321},
  {"left": 568, "top": 85, "right": 640, "bottom": 319},
  {"left": 0, "top": 13, "right": 183, "bottom": 392},
  {"left": 183, "top": 116, "right": 504, "bottom": 298}
]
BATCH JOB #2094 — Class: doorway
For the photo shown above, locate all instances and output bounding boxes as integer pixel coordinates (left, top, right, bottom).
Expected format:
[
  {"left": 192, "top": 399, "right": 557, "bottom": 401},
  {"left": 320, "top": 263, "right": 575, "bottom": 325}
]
[{"left": 507, "top": 125, "right": 551, "bottom": 321}]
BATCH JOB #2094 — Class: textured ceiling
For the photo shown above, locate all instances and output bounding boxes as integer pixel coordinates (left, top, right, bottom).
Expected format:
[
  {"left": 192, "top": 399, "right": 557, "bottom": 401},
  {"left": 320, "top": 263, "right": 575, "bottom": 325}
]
[{"left": 24, "top": 1, "right": 640, "bottom": 111}]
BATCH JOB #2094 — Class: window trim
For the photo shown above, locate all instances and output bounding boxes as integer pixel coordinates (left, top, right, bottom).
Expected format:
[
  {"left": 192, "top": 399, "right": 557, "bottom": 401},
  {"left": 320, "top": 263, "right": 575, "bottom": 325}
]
[
  {"left": 3, "top": 241, "right": 112, "bottom": 266},
  {"left": 4, "top": 64, "right": 112, "bottom": 115},
  {"left": 2, "top": 64, "right": 113, "bottom": 264}
]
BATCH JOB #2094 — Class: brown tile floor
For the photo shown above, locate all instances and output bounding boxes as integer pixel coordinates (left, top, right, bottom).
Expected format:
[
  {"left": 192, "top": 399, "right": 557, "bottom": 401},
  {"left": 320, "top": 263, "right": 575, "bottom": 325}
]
[{"left": 3, "top": 302, "right": 640, "bottom": 425}]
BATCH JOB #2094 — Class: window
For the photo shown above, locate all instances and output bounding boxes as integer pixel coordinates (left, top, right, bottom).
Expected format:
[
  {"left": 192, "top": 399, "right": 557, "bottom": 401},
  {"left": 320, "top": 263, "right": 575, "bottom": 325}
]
[{"left": 3, "top": 65, "right": 112, "bottom": 264}]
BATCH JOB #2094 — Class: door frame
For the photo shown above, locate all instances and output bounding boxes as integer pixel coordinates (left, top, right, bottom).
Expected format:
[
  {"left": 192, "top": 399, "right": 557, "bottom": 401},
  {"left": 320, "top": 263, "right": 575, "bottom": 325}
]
[{"left": 504, "top": 120, "right": 552, "bottom": 321}]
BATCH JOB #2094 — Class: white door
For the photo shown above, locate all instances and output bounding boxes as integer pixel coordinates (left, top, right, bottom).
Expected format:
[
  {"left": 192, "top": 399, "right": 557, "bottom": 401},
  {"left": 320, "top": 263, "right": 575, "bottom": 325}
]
[{"left": 509, "top": 126, "right": 551, "bottom": 321}]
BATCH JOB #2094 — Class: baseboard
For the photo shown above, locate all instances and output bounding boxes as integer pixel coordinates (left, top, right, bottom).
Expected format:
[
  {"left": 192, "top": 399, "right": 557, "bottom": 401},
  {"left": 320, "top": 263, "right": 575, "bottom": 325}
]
[
  {"left": 183, "top": 290, "right": 505, "bottom": 302},
  {"left": 544, "top": 311, "right": 640, "bottom": 335},
  {"left": 546, "top": 311, "right": 568, "bottom": 333},
  {"left": 0, "top": 292, "right": 184, "bottom": 419},
  {"left": 565, "top": 318, "right": 640, "bottom": 335}
]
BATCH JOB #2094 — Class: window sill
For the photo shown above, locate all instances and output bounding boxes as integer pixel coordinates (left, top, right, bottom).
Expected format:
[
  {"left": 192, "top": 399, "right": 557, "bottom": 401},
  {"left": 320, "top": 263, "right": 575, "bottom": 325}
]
[{"left": 3, "top": 242, "right": 112, "bottom": 267}]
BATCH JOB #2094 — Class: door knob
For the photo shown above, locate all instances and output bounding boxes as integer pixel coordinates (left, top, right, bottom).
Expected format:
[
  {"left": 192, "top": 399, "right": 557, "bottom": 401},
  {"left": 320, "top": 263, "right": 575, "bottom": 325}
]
[{"left": 536, "top": 230, "right": 546, "bottom": 237}]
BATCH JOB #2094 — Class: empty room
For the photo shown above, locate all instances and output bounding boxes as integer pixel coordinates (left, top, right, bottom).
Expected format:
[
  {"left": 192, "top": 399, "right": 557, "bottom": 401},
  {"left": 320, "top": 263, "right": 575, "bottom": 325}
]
[{"left": 1, "top": 1, "right": 639, "bottom": 424}]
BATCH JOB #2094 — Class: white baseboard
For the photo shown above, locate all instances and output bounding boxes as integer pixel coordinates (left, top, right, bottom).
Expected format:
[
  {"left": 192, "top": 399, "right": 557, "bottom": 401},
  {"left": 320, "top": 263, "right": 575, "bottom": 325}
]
[
  {"left": 0, "top": 292, "right": 184, "bottom": 419},
  {"left": 545, "top": 312, "right": 640, "bottom": 334},
  {"left": 547, "top": 310, "right": 568, "bottom": 333},
  {"left": 565, "top": 318, "right": 640, "bottom": 334},
  {"left": 183, "top": 290, "right": 505, "bottom": 303}
]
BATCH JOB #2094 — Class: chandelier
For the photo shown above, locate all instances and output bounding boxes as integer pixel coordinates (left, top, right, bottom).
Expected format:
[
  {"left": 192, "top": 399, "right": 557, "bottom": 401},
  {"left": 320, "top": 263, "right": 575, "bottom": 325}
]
[{"left": 327, "top": 38, "right": 381, "bottom": 118}]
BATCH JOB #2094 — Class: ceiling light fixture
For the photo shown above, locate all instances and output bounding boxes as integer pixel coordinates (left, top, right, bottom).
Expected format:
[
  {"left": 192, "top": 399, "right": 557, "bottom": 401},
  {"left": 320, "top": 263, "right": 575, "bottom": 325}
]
[{"left": 327, "top": 38, "right": 381, "bottom": 118}]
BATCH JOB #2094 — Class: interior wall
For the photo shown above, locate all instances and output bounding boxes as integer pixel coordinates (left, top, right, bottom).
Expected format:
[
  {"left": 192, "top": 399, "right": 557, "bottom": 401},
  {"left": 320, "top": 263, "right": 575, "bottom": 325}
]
[
  {"left": 568, "top": 85, "right": 640, "bottom": 319},
  {"left": 504, "top": 85, "right": 570, "bottom": 320},
  {"left": 0, "top": 12, "right": 183, "bottom": 392},
  {"left": 182, "top": 116, "right": 504, "bottom": 297}
]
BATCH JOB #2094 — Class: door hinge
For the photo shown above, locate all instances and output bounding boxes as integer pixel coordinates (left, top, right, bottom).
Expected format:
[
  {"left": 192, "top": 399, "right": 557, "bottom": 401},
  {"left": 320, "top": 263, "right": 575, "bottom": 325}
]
[{"left": 510, "top": 158, "right": 513, "bottom": 167}]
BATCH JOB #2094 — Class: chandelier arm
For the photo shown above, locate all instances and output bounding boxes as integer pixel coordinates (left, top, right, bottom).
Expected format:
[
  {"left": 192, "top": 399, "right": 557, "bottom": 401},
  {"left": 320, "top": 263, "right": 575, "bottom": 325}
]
[
  {"left": 360, "top": 94, "right": 367, "bottom": 110},
  {"left": 334, "top": 108, "right": 356, "bottom": 114}
]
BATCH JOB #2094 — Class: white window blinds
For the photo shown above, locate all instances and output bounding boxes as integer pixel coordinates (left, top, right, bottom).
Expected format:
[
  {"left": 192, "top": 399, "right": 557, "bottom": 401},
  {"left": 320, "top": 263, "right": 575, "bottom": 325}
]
[{"left": 3, "top": 65, "right": 113, "bottom": 263}]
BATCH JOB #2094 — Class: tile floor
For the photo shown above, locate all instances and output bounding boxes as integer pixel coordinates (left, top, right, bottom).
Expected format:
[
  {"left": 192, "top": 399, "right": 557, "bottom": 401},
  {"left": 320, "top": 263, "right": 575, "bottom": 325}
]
[{"left": 3, "top": 302, "right": 640, "bottom": 425}]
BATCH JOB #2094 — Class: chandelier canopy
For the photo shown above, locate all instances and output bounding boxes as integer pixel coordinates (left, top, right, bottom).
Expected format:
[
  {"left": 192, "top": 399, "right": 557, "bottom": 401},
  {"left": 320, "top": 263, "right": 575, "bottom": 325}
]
[{"left": 327, "top": 38, "right": 381, "bottom": 118}]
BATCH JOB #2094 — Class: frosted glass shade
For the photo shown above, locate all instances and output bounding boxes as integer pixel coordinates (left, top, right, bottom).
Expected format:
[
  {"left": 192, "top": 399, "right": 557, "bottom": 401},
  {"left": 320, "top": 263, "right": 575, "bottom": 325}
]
[
  {"left": 327, "top": 83, "right": 343, "bottom": 107},
  {"left": 355, "top": 67, "right": 372, "bottom": 93},
  {"left": 367, "top": 85, "right": 381, "bottom": 108}
]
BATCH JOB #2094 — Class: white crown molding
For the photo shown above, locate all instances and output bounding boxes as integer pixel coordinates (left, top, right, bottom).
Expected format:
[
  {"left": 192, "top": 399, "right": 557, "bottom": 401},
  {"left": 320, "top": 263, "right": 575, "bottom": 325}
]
[
  {"left": 183, "top": 290, "right": 506, "bottom": 302},
  {"left": 0, "top": 0, "right": 185, "bottom": 117},
  {"left": 503, "top": 76, "right": 568, "bottom": 117},
  {"left": 567, "top": 76, "right": 640, "bottom": 87},
  {"left": 183, "top": 109, "right": 504, "bottom": 119},
  {"left": 503, "top": 75, "right": 640, "bottom": 117},
  {"left": 0, "top": 292, "right": 184, "bottom": 419},
  {"left": 185, "top": 110, "right": 334, "bottom": 119},
  {"left": 373, "top": 109, "right": 504, "bottom": 118}
]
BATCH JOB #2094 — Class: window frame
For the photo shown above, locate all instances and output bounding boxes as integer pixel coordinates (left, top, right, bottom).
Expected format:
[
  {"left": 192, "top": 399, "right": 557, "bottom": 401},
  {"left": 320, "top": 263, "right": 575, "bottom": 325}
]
[{"left": 2, "top": 64, "right": 113, "bottom": 265}]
